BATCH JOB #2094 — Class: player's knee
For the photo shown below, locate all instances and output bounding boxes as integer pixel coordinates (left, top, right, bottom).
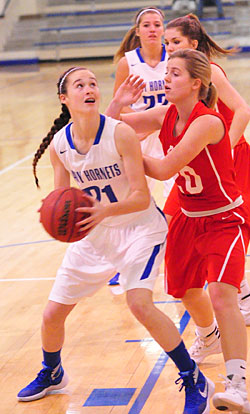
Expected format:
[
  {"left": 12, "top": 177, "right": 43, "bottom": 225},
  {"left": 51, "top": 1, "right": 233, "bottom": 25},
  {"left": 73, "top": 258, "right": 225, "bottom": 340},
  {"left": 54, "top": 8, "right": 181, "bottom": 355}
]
[
  {"left": 42, "top": 309, "right": 58, "bottom": 329},
  {"left": 209, "top": 283, "right": 238, "bottom": 314},
  {"left": 127, "top": 299, "right": 153, "bottom": 323},
  {"left": 210, "top": 293, "right": 232, "bottom": 314},
  {"left": 42, "top": 304, "right": 65, "bottom": 329}
]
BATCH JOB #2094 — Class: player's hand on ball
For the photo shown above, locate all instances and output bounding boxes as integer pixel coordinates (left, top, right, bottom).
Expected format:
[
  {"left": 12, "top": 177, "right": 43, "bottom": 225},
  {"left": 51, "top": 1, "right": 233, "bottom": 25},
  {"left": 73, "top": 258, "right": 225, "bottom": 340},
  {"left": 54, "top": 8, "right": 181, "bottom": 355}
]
[
  {"left": 75, "top": 196, "right": 106, "bottom": 231},
  {"left": 40, "top": 187, "right": 94, "bottom": 242}
]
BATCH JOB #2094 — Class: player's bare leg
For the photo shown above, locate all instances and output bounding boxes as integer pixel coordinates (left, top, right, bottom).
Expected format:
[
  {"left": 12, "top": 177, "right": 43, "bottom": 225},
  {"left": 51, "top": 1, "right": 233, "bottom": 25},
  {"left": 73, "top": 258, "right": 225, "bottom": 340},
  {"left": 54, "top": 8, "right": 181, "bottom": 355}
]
[
  {"left": 126, "top": 288, "right": 215, "bottom": 413},
  {"left": 17, "top": 301, "right": 74, "bottom": 401},
  {"left": 182, "top": 288, "right": 221, "bottom": 364}
]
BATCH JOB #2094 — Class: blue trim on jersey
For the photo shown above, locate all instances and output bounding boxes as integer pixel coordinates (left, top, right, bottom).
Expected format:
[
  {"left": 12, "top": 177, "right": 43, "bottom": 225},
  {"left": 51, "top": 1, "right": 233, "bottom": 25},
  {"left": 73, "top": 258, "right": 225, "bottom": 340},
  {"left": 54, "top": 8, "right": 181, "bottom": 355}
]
[
  {"left": 65, "top": 116, "right": 105, "bottom": 149},
  {"left": 65, "top": 122, "right": 75, "bottom": 149},
  {"left": 156, "top": 206, "right": 167, "bottom": 221},
  {"left": 135, "top": 45, "right": 166, "bottom": 63},
  {"left": 93, "top": 114, "right": 105, "bottom": 145},
  {"left": 135, "top": 47, "right": 144, "bottom": 63},
  {"left": 140, "top": 244, "right": 161, "bottom": 280},
  {"left": 161, "top": 44, "right": 166, "bottom": 61}
]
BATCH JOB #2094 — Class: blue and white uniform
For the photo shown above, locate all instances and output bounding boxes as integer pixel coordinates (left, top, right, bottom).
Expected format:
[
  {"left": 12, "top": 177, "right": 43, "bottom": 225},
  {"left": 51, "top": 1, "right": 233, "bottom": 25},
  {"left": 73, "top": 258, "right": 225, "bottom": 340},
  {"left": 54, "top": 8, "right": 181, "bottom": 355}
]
[
  {"left": 125, "top": 46, "right": 174, "bottom": 195},
  {"left": 125, "top": 46, "right": 168, "bottom": 112},
  {"left": 49, "top": 115, "right": 167, "bottom": 304}
]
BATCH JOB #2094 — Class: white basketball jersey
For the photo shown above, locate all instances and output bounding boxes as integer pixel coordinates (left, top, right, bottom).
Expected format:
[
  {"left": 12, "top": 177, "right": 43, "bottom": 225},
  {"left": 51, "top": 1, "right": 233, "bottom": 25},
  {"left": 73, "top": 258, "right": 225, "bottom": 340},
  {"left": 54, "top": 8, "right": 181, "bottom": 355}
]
[
  {"left": 125, "top": 45, "right": 174, "bottom": 197},
  {"left": 53, "top": 115, "right": 158, "bottom": 226},
  {"left": 125, "top": 45, "right": 168, "bottom": 112}
]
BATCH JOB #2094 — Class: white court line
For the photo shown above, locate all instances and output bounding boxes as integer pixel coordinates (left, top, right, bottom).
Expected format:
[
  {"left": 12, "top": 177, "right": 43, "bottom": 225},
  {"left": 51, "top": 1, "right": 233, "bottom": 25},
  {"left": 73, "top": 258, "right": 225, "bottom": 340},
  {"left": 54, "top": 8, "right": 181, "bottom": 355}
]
[
  {"left": 0, "top": 275, "right": 163, "bottom": 282},
  {"left": 0, "top": 153, "right": 34, "bottom": 175},
  {"left": 0, "top": 270, "right": 248, "bottom": 283},
  {"left": 0, "top": 277, "right": 55, "bottom": 282}
]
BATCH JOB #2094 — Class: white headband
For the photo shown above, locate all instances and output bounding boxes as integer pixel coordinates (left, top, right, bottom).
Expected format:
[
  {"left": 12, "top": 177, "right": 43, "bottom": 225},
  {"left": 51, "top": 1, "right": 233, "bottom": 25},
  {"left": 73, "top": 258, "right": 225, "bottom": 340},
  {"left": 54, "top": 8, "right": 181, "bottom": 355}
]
[
  {"left": 59, "top": 67, "right": 83, "bottom": 94},
  {"left": 136, "top": 8, "right": 163, "bottom": 25}
]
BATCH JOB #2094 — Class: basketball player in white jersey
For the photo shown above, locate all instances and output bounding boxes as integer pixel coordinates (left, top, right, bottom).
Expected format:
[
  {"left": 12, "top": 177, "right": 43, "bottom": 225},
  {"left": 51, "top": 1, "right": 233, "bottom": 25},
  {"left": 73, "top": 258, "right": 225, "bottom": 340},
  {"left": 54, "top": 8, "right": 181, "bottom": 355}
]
[
  {"left": 113, "top": 6, "right": 174, "bottom": 196},
  {"left": 17, "top": 67, "right": 214, "bottom": 414},
  {"left": 109, "top": 7, "right": 174, "bottom": 288}
]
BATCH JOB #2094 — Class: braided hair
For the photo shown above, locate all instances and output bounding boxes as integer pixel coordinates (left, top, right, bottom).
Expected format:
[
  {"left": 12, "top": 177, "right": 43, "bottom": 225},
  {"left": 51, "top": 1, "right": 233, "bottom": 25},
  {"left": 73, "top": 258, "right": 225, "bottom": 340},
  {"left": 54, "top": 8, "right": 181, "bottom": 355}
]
[{"left": 32, "top": 67, "right": 86, "bottom": 187}]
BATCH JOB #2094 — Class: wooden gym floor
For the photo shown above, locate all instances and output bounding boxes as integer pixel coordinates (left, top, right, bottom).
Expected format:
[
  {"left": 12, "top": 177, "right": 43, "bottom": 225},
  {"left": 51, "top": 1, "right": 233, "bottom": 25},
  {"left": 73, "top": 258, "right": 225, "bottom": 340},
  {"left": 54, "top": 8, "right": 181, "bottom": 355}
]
[{"left": 0, "top": 55, "right": 250, "bottom": 414}]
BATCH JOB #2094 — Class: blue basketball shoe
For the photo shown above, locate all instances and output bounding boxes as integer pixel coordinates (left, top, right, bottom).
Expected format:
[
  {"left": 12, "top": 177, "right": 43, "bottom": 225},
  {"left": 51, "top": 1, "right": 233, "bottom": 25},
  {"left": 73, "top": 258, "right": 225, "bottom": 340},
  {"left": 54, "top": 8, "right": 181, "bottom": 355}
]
[
  {"left": 17, "top": 362, "right": 68, "bottom": 401},
  {"left": 175, "top": 363, "right": 215, "bottom": 413}
]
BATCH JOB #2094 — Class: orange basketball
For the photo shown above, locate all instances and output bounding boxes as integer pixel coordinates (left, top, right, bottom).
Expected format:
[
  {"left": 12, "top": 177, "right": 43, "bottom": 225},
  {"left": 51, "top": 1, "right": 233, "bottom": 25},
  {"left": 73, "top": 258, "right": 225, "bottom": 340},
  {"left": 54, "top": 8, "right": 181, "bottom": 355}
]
[{"left": 40, "top": 187, "right": 93, "bottom": 242}]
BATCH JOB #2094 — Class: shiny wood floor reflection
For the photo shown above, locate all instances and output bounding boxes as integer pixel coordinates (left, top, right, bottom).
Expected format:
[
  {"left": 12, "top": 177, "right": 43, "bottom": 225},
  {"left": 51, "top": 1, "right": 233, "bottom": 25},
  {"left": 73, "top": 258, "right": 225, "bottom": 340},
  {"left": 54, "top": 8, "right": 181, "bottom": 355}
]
[{"left": 0, "top": 55, "right": 250, "bottom": 414}]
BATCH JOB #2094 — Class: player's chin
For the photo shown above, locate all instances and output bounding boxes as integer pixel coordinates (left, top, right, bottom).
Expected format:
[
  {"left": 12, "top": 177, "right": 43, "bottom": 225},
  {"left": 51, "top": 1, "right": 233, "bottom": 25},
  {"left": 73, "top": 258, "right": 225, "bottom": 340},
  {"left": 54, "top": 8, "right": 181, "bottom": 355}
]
[{"left": 82, "top": 102, "right": 98, "bottom": 111}]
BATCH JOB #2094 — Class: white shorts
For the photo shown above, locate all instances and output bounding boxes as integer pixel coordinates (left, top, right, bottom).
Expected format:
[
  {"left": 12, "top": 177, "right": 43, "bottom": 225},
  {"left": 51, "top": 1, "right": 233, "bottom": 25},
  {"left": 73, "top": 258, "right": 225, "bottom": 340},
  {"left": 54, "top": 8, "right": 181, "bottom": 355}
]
[{"left": 49, "top": 206, "right": 167, "bottom": 305}]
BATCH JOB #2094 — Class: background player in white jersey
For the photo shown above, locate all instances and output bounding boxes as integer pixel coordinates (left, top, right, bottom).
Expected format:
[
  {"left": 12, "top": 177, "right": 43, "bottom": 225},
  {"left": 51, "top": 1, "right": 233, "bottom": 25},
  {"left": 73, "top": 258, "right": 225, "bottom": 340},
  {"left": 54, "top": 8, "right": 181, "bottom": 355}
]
[
  {"left": 17, "top": 67, "right": 214, "bottom": 414},
  {"left": 109, "top": 6, "right": 174, "bottom": 288},
  {"left": 113, "top": 6, "right": 174, "bottom": 195},
  {"left": 106, "top": 50, "right": 250, "bottom": 412}
]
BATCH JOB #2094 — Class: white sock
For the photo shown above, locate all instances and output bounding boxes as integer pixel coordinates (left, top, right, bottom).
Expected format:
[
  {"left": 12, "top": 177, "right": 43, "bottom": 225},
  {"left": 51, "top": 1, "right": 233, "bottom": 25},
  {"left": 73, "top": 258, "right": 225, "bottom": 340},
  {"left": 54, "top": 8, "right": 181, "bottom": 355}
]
[
  {"left": 196, "top": 319, "right": 217, "bottom": 338},
  {"left": 225, "top": 359, "right": 246, "bottom": 379},
  {"left": 238, "top": 278, "right": 250, "bottom": 301}
]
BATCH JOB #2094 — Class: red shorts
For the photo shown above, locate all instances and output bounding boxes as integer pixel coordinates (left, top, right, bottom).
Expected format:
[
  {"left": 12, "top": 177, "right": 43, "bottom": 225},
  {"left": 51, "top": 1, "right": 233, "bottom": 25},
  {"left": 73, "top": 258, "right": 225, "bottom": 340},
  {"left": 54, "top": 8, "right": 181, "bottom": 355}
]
[
  {"left": 163, "top": 182, "right": 179, "bottom": 217},
  {"left": 233, "top": 141, "right": 250, "bottom": 209},
  {"left": 165, "top": 205, "right": 250, "bottom": 298},
  {"left": 164, "top": 141, "right": 250, "bottom": 217}
]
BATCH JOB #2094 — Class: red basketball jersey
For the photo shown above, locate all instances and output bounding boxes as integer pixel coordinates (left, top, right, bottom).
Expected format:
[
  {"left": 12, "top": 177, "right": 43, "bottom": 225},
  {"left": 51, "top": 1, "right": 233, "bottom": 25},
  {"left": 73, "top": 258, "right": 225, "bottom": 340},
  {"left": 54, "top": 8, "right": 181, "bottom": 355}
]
[
  {"left": 211, "top": 62, "right": 245, "bottom": 146},
  {"left": 159, "top": 101, "right": 242, "bottom": 215}
]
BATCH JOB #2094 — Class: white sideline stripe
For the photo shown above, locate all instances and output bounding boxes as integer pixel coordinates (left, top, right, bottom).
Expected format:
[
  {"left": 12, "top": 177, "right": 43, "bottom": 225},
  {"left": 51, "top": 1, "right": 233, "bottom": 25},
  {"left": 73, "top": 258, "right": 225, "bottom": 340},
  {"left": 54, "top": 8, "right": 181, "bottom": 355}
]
[
  {"left": 0, "top": 277, "right": 56, "bottom": 282},
  {"left": 1, "top": 271, "right": 250, "bottom": 283},
  {"left": 0, "top": 153, "right": 34, "bottom": 175},
  {"left": 0, "top": 274, "right": 165, "bottom": 282}
]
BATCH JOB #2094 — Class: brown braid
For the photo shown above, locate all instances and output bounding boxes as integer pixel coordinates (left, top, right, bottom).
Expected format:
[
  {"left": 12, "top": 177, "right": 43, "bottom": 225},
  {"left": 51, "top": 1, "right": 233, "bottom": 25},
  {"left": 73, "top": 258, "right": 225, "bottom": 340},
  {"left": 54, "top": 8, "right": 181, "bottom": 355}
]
[{"left": 32, "top": 104, "right": 70, "bottom": 187}]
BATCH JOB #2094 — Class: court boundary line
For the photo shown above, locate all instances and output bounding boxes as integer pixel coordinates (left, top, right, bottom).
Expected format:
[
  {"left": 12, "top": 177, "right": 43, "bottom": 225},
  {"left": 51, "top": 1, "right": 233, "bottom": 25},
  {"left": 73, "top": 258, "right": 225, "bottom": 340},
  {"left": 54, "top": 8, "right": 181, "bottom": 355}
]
[
  {"left": 0, "top": 153, "right": 34, "bottom": 175},
  {"left": 0, "top": 277, "right": 56, "bottom": 282},
  {"left": 128, "top": 311, "right": 191, "bottom": 413}
]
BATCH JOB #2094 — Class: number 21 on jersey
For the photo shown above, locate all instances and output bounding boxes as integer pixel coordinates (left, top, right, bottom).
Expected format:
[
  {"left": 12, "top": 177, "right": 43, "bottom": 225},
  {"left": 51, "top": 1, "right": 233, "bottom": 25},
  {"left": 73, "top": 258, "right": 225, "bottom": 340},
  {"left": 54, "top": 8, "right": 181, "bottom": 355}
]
[{"left": 84, "top": 184, "right": 118, "bottom": 202}]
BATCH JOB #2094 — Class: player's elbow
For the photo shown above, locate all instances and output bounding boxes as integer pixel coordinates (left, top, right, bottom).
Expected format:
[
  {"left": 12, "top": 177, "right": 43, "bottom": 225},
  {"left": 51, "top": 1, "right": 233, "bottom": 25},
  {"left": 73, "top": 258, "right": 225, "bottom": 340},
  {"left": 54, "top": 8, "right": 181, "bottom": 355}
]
[
  {"left": 238, "top": 104, "right": 250, "bottom": 123},
  {"left": 140, "top": 190, "right": 151, "bottom": 210}
]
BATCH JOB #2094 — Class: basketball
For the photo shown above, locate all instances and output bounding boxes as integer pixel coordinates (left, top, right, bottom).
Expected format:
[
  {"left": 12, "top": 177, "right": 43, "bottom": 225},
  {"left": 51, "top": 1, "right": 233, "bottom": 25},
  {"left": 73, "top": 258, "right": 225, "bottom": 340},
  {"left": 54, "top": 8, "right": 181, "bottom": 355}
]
[{"left": 40, "top": 187, "right": 93, "bottom": 242}]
